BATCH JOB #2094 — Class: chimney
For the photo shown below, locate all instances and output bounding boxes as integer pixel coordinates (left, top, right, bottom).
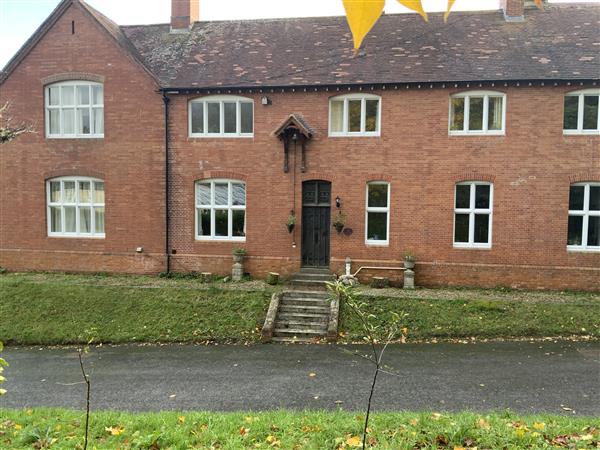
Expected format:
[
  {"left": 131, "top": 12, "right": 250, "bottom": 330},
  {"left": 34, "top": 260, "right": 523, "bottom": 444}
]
[
  {"left": 500, "top": 0, "right": 524, "bottom": 21},
  {"left": 171, "top": 0, "right": 199, "bottom": 32}
]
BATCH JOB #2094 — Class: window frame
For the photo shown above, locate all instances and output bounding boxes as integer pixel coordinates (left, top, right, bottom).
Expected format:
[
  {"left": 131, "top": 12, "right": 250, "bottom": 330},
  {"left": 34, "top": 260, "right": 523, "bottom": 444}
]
[
  {"left": 328, "top": 93, "right": 382, "bottom": 137},
  {"left": 448, "top": 90, "right": 506, "bottom": 136},
  {"left": 563, "top": 89, "right": 600, "bottom": 135},
  {"left": 365, "top": 181, "right": 390, "bottom": 246},
  {"left": 188, "top": 95, "right": 254, "bottom": 138},
  {"left": 195, "top": 179, "right": 247, "bottom": 242},
  {"left": 46, "top": 176, "right": 105, "bottom": 238},
  {"left": 453, "top": 181, "right": 494, "bottom": 249},
  {"left": 567, "top": 182, "right": 600, "bottom": 252},
  {"left": 45, "top": 81, "right": 104, "bottom": 139}
]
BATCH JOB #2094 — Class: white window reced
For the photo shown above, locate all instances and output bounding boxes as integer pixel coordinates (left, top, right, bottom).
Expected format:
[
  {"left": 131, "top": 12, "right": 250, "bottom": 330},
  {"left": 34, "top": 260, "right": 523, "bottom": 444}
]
[
  {"left": 449, "top": 91, "right": 506, "bottom": 135},
  {"left": 45, "top": 81, "right": 104, "bottom": 138},
  {"left": 47, "top": 177, "right": 105, "bottom": 238},
  {"left": 567, "top": 182, "right": 600, "bottom": 252},
  {"left": 365, "top": 182, "right": 390, "bottom": 245},
  {"left": 189, "top": 96, "right": 254, "bottom": 137},
  {"left": 196, "top": 180, "right": 246, "bottom": 241},
  {"left": 454, "top": 182, "right": 493, "bottom": 249},
  {"left": 563, "top": 89, "right": 600, "bottom": 135},
  {"left": 329, "top": 94, "right": 381, "bottom": 137}
]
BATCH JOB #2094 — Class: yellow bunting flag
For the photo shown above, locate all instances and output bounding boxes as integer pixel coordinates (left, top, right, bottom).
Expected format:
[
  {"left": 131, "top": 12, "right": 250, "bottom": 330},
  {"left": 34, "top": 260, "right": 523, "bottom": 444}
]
[
  {"left": 342, "top": 0, "right": 385, "bottom": 51},
  {"left": 396, "top": 0, "right": 428, "bottom": 21},
  {"left": 444, "top": 0, "right": 456, "bottom": 22}
]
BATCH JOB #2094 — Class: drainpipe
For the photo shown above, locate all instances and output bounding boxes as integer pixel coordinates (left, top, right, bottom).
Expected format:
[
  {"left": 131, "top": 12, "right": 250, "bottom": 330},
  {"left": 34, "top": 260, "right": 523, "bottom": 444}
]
[{"left": 162, "top": 92, "right": 171, "bottom": 273}]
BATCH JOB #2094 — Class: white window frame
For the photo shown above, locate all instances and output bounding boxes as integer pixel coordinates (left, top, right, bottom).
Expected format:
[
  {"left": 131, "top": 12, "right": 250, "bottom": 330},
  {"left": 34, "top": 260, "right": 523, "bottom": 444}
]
[
  {"left": 195, "top": 179, "right": 246, "bottom": 241},
  {"left": 453, "top": 181, "right": 493, "bottom": 249},
  {"left": 365, "top": 181, "right": 390, "bottom": 246},
  {"left": 563, "top": 89, "right": 600, "bottom": 135},
  {"left": 188, "top": 95, "right": 254, "bottom": 138},
  {"left": 448, "top": 90, "right": 506, "bottom": 136},
  {"left": 567, "top": 182, "right": 600, "bottom": 252},
  {"left": 45, "top": 81, "right": 104, "bottom": 138},
  {"left": 47, "top": 176, "right": 105, "bottom": 238},
  {"left": 329, "top": 93, "right": 382, "bottom": 137}
]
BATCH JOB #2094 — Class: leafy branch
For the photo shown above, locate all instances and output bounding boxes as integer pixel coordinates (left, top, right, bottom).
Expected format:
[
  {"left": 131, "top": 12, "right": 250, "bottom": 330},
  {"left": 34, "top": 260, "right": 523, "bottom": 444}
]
[
  {"left": 0, "top": 102, "right": 35, "bottom": 144},
  {"left": 0, "top": 341, "right": 8, "bottom": 396}
]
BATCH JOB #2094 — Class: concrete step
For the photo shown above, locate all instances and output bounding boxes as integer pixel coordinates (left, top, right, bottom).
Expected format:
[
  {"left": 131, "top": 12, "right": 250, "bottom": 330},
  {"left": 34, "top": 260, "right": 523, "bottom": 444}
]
[
  {"left": 289, "top": 279, "right": 330, "bottom": 290},
  {"left": 275, "top": 319, "right": 328, "bottom": 330},
  {"left": 271, "top": 336, "right": 324, "bottom": 343},
  {"left": 279, "top": 304, "right": 330, "bottom": 314},
  {"left": 283, "top": 290, "right": 330, "bottom": 299},
  {"left": 280, "top": 298, "right": 329, "bottom": 307},
  {"left": 299, "top": 267, "right": 333, "bottom": 275},
  {"left": 273, "top": 328, "right": 327, "bottom": 338},
  {"left": 277, "top": 312, "right": 329, "bottom": 321},
  {"left": 291, "top": 272, "right": 336, "bottom": 281}
]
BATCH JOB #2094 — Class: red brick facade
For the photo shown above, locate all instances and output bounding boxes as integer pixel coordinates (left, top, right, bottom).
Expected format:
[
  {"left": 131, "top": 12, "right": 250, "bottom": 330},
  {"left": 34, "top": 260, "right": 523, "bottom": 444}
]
[{"left": 1, "top": 1, "right": 598, "bottom": 290}]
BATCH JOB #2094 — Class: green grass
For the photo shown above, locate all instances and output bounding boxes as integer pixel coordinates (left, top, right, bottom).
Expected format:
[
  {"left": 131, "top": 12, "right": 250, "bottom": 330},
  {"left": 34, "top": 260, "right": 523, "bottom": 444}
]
[{"left": 0, "top": 408, "right": 598, "bottom": 449}]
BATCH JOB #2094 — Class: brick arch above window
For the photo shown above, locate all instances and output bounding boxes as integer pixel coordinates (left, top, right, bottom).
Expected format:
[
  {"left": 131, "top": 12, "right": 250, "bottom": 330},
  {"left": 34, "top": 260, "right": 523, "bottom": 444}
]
[
  {"left": 300, "top": 172, "right": 336, "bottom": 183},
  {"left": 44, "top": 168, "right": 106, "bottom": 181},
  {"left": 194, "top": 171, "right": 248, "bottom": 182},
  {"left": 569, "top": 171, "right": 600, "bottom": 184},
  {"left": 41, "top": 73, "right": 105, "bottom": 85},
  {"left": 365, "top": 173, "right": 392, "bottom": 183},
  {"left": 454, "top": 171, "right": 496, "bottom": 184}
]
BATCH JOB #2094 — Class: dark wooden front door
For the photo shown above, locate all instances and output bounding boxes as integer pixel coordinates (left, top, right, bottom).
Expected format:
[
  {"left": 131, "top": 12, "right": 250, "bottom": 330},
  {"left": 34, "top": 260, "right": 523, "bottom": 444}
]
[{"left": 302, "top": 180, "right": 331, "bottom": 267}]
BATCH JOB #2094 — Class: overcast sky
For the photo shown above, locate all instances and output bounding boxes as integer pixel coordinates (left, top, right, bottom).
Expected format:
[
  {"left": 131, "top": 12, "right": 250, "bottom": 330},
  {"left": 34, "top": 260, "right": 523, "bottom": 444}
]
[{"left": 0, "top": 0, "right": 595, "bottom": 69}]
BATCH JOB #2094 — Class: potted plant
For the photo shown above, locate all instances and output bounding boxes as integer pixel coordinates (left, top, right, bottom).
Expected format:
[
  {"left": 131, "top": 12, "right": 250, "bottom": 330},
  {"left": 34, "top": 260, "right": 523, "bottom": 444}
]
[
  {"left": 332, "top": 211, "right": 346, "bottom": 234},
  {"left": 403, "top": 251, "right": 416, "bottom": 269},
  {"left": 286, "top": 213, "right": 296, "bottom": 233},
  {"left": 232, "top": 247, "right": 247, "bottom": 264}
]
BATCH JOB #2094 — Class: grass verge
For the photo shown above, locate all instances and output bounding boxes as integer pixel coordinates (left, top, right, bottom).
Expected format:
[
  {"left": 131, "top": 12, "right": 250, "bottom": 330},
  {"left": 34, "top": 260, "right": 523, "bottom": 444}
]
[{"left": 0, "top": 408, "right": 598, "bottom": 449}]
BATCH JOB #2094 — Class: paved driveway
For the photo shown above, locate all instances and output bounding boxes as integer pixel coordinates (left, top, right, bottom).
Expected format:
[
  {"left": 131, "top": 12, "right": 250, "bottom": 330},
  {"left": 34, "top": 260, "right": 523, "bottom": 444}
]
[{"left": 1, "top": 341, "right": 598, "bottom": 414}]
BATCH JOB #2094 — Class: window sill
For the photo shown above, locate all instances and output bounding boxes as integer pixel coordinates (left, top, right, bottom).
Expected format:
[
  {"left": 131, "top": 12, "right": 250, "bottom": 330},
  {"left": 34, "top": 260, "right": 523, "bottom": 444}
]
[
  {"left": 365, "top": 241, "right": 389, "bottom": 247},
  {"left": 329, "top": 133, "right": 381, "bottom": 138},
  {"left": 448, "top": 131, "right": 505, "bottom": 137},
  {"left": 567, "top": 246, "right": 600, "bottom": 253},
  {"left": 195, "top": 237, "right": 246, "bottom": 242},
  {"left": 453, "top": 243, "right": 492, "bottom": 250},
  {"left": 563, "top": 130, "right": 600, "bottom": 136},
  {"left": 48, "top": 234, "right": 105, "bottom": 239},
  {"left": 47, "top": 135, "right": 104, "bottom": 139},
  {"left": 189, "top": 134, "right": 254, "bottom": 139}
]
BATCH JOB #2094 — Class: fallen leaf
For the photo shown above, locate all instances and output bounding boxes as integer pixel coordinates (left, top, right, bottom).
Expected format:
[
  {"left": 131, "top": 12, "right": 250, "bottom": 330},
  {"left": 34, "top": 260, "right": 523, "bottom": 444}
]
[
  {"left": 239, "top": 426, "right": 249, "bottom": 436},
  {"left": 346, "top": 435, "right": 362, "bottom": 447},
  {"left": 532, "top": 422, "right": 545, "bottom": 431},
  {"left": 105, "top": 426, "right": 125, "bottom": 436},
  {"left": 178, "top": 416, "right": 186, "bottom": 424},
  {"left": 309, "top": 373, "right": 316, "bottom": 378}
]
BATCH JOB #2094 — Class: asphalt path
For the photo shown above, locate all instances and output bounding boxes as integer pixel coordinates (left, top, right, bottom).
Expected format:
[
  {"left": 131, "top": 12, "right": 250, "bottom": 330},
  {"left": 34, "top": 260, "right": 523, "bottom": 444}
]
[{"left": 1, "top": 341, "right": 598, "bottom": 414}]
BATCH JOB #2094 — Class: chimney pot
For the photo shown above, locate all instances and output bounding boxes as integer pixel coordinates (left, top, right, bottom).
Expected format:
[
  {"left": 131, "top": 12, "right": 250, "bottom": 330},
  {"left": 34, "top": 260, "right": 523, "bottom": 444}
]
[{"left": 171, "top": 0, "right": 199, "bottom": 32}]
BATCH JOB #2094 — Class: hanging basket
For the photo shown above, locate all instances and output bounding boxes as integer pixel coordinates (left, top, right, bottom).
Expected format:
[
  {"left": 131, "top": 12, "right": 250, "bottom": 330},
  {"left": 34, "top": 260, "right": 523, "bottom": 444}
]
[
  {"left": 333, "top": 223, "right": 344, "bottom": 234},
  {"left": 286, "top": 223, "right": 295, "bottom": 233}
]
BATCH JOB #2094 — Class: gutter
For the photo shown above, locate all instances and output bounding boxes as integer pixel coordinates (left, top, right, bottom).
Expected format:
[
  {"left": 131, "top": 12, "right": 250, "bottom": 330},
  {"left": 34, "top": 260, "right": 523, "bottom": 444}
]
[{"left": 162, "top": 92, "right": 171, "bottom": 273}]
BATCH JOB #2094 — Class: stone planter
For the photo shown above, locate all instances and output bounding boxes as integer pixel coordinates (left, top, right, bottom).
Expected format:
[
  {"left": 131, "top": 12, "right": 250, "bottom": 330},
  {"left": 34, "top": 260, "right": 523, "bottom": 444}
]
[
  {"left": 232, "top": 253, "right": 245, "bottom": 281},
  {"left": 233, "top": 253, "right": 244, "bottom": 264},
  {"left": 403, "top": 260, "right": 415, "bottom": 269}
]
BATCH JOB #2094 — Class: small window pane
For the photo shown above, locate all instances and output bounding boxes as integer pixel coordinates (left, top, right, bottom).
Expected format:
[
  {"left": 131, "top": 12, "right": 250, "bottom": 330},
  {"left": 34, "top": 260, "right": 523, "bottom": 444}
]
[
  {"left": 196, "top": 183, "right": 211, "bottom": 206},
  {"left": 455, "top": 185, "right": 470, "bottom": 209},
  {"left": 330, "top": 100, "right": 344, "bottom": 132},
  {"left": 77, "top": 108, "right": 91, "bottom": 134},
  {"left": 367, "top": 212, "right": 387, "bottom": 241},
  {"left": 94, "top": 182, "right": 105, "bottom": 203},
  {"left": 79, "top": 181, "right": 91, "bottom": 203},
  {"left": 62, "top": 109, "right": 75, "bottom": 134},
  {"left": 223, "top": 102, "right": 237, "bottom": 133},
  {"left": 583, "top": 95, "right": 599, "bottom": 130},
  {"left": 191, "top": 103, "right": 204, "bottom": 134},
  {"left": 590, "top": 186, "right": 600, "bottom": 211},
  {"left": 93, "top": 108, "right": 104, "bottom": 134},
  {"left": 77, "top": 86, "right": 90, "bottom": 105},
  {"left": 61, "top": 86, "right": 75, "bottom": 105},
  {"left": 368, "top": 184, "right": 388, "bottom": 208},
  {"left": 567, "top": 215, "right": 583, "bottom": 246},
  {"left": 348, "top": 100, "right": 361, "bottom": 132},
  {"left": 450, "top": 97, "right": 465, "bottom": 131},
  {"left": 454, "top": 214, "right": 469, "bottom": 243},
  {"left": 48, "top": 87, "right": 60, "bottom": 106},
  {"left": 475, "top": 185, "right": 490, "bottom": 209},
  {"left": 569, "top": 185, "right": 585, "bottom": 211},
  {"left": 232, "top": 210, "right": 245, "bottom": 237},
  {"left": 64, "top": 206, "right": 76, "bottom": 232},
  {"left": 50, "top": 182, "right": 61, "bottom": 202},
  {"left": 63, "top": 181, "right": 76, "bottom": 202},
  {"left": 50, "top": 207, "right": 62, "bottom": 232},
  {"left": 49, "top": 109, "right": 60, "bottom": 134},
  {"left": 80, "top": 207, "right": 91, "bottom": 233},
  {"left": 214, "top": 210, "right": 228, "bottom": 236},
  {"left": 92, "top": 85, "right": 103, "bottom": 105},
  {"left": 468, "top": 97, "right": 483, "bottom": 130},
  {"left": 365, "top": 99, "right": 378, "bottom": 132},
  {"left": 588, "top": 216, "right": 600, "bottom": 247},
  {"left": 488, "top": 96, "right": 503, "bottom": 130},
  {"left": 240, "top": 102, "right": 253, "bottom": 134},
  {"left": 214, "top": 183, "right": 228, "bottom": 206},
  {"left": 207, "top": 102, "right": 220, "bottom": 133},
  {"left": 232, "top": 183, "right": 246, "bottom": 206},
  {"left": 563, "top": 96, "right": 579, "bottom": 130},
  {"left": 94, "top": 207, "right": 105, "bottom": 234},
  {"left": 474, "top": 214, "right": 490, "bottom": 243},
  {"left": 198, "top": 209, "right": 211, "bottom": 236}
]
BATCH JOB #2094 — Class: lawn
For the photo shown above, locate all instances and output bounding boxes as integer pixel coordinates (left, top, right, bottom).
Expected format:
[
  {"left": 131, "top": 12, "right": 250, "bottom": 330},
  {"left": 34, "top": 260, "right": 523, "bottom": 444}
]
[{"left": 0, "top": 408, "right": 598, "bottom": 449}]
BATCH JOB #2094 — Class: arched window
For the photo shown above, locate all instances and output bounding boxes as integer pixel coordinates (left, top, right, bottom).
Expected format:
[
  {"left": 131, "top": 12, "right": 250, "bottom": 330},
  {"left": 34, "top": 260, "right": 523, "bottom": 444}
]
[
  {"left": 189, "top": 95, "right": 254, "bottom": 137},
  {"left": 47, "top": 177, "right": 105, "bottom": 237},
  {"left": 195, "top": 179, "right": 246, "bottom": 241},
  {"left": 329, "top": 93, "right": 381, "bottom": 136},
  {"left": 45, "top": 81, "right": 104, "bottom": 138},
  {"left": 563, "top": 89, "right": 600, "bottom": 135},
  {"left": 454, "top": 181, "right": 493, "bottom": 248},
  {"left": 449, "top": 91, "right": 506, "bottom": 135},
  {"left": 568, "top": 182, "right": 600, "bottom": 251}
]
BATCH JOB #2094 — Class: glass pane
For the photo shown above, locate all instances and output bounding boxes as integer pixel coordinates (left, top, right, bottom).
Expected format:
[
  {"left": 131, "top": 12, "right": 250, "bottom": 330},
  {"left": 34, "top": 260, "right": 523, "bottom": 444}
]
[
  {"left": 48, "top": 87, "right": 60, "bottom": 106},
  {"left": 367, "top": 212, "right": 387, "bottom": 241},
  {"left": 94, "top": 207, "right": 105, "bottom": 234},
  {"left": 590, "top": 186, "right": 600, "bottom": 211},
  {"left": 232, "top": 210, "right": 245, "bottom": 237},
  {"left": 61, "top": 86, "right": 75, "bottom": 105},
  {"left": 198, "top": 209, "right": 211, "bottom": 236},
  {"left": 50, "top": 181, "right": 61, "bottom": 202},
  {"left": 488, "top": 96, "right": 503, "bottom": 130},
  {"left": 64, "top": 206, "right": 76, "bottom": 232},
  {"left": 232, "top": 183, "right": 245, "bottom": 206},
  {"left": 583, "top": 95, "right": 599, "bottom": 130},
  {"left": 569, "top": 185, "right": 585, "bottom": 211},
  {"left": 567, "top": 215, "right": 583, "bottom": 246},
  {"left": 240, "top": 102, "right": 253, "bottom": 134},
  {"left": 365, "top": 99, "right": 378, "bottom": 132},
  {"left": 368, "top": 184, "right": 388, "bottom": 208},
  {"left": 455, "top": 184, "right": 470, "bottom": 209},
  {"left": 563, "top": 96, "right": 579, "bottom": 130},
  {"left": 63, "top": 181, "right": 76, "bottom": 202},
  {"left": 207, "top": 102, "right": 220, "bottom": 133},
  {"left": 79, "top": 207, "right": 91, "bottom": 233},
  {"left": 450, "top": 97, "right": 465, "bottom": 131},
  {"left": 475, "top": 185, "right": 490, "bottom": 209},
  {"left": 191, "top": 102, "right": 204, "bottom": 133},
  {"left": 474, "top": 214, "right": 490, "bottom": 243},
  {"left": 223, "top": 102, "right": 237, "bottom": 133},
  {"left": 79, "top": 181, "right": 91, "bottom": 203},
  {"left": 49, "top": 109, "right": 60, "bottom": 134},
  {"left": 196, "top": 183, "right": 211, "bottom": 205},
  {"left": 77, "top": 108, "right": 91, "bottom": 134},
  {"left": 468, "top": 97, "right": 483, "bottom": 130},
  {"left": 62, "top": 109, "right": 75, "bottom": 134},
  {"left": 588, "top": 216, "right": 600, "bottom": 247},
  {"left": 92, "top": 85, "right": 103, "bottom": 105},
  {"left": 93, "top": 108, "right": 104, "bottom": 134},
  {"left": 330, "top": 100, "right": 344, "bottom": 132},
  {"left": 454, "top": 213, "right": 469, "bottom": 243},
  {"left": 94, "top": 182, "right": 105, "bottom": 203},
  {"left": 77, "top": 85, "right": 90, "bottom": 105},
  {"left": 348, "top": 100, "right": 361, "bottom": 132},
  {"left": 214, "top": 210, "right": 228, "bottom": 236},
  {"left": 214, "top": 183, "right": 228, "bottom": 205},
  {"left": 50, "top": 206, "right": 62, "bottom": 232}
]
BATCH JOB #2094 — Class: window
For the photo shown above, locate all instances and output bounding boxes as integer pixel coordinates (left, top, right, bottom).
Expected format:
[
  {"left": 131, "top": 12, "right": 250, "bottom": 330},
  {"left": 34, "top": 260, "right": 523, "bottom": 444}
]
[
  {"left": 329, "top": 94, "right": 381, "bottom": 136},
  {"left": 449, "top": 91, "right": 505, "bottom": 135},
  {"left": 47, "top": 177, "right": 105, "bottom": 237},
  {"left": 189, "top": 96, "right": 253, "bottom": 137},
  {"left": 365, "top": 182, "right": 389, "bottom": 245},
  {"left": 454, "top": 182, "right": 493, "bottom": 248},
  {"left": 45, "top": 81, "right": 104, "bottom": 138},
  {"left": 196, "top": 180, "right": 246, "bottom": 241},
  {"left": 567, "top": 183, "right": 600, "bottom": 252},
  {"left": 563, "top": 90, "right": 600, "bottom": 135}
]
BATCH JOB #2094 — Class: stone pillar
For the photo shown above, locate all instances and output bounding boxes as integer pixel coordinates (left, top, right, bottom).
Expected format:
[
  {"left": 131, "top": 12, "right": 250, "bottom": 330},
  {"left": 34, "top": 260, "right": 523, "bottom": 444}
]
[
  {"left": 404, "top": 269, "right": 415, "bottom": 289},
  {"left": 232, "top": 262, "right": 243, "bottom": 281}
]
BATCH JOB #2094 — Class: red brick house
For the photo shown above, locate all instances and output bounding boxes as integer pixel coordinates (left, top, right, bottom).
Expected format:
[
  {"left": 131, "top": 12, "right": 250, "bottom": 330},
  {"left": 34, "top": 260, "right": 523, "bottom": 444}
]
[{"left": 0, "top": 0, "right": 598, "bottom": 290}]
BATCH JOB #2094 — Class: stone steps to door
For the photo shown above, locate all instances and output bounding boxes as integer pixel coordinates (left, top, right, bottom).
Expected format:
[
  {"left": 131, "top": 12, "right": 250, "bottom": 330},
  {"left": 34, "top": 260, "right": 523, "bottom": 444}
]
[
  {"left": 277, "top": 312, "right": 329, "bottom": 321},
  {"left": 280, "top": 298, "right": 329, "bottom": 307},
  {"left": 279, "top": 304, "right": 330, "bottom": 314},
  {"left": 275, "top": 320, "right": 328, "bottom": 329}
]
